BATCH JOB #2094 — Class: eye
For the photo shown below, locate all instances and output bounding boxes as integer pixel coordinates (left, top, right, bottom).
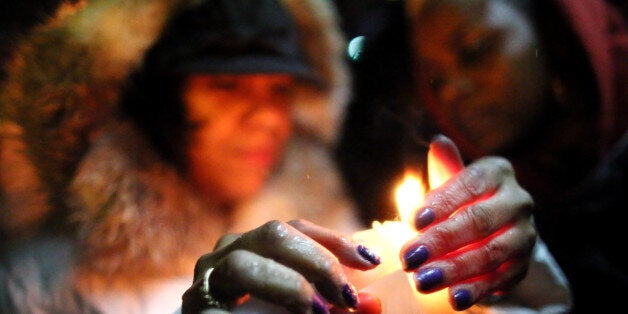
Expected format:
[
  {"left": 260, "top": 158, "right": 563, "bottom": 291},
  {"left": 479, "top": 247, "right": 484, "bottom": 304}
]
[
  {"left": 207, "top": 77, "right": 239, "bottom": 91},
  {"left": 270, "top": 82, "right": 295, "bottom": 100},
  {"left": 457, "top": 32, "right": 499, "bottom": 66}
]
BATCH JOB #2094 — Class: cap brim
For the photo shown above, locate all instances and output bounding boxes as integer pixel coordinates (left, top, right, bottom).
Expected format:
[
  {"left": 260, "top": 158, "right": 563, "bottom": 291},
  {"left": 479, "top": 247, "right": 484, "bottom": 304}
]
[{"left": 175, "top": 55, "right": 325, "bottom": 88}]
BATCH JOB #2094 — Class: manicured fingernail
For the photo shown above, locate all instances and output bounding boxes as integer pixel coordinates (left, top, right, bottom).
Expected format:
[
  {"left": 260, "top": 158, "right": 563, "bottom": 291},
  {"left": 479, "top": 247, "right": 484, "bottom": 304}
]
[
  {"left": 453, "top": 289, "right": 473, "bottom": 310},
  {"left": 415, "top": 268, "right": 443, "bottom": 291},
  {"left": 342, "top": 284, "right": 358, "bottom": 309},
  {"left": 402, "top": 245, "right": 429, "bottom": 270},
  {"left": 357, "top": 245, "right": 381, "bottom": 265},
  {"left": 312, "top": 293, "right": 330, "bottom": 314},
  {"left": 415, "top": 208, "right": 435, "bottom": 229}
]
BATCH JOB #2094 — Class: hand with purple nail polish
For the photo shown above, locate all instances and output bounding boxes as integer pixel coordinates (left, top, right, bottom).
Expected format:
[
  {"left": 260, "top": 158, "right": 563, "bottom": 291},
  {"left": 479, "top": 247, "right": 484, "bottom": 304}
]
[
  {"left": 400, "top": 135, "right": 538, "bottom": 311},
  {"left": 182, "top": 219, "right": 382, "bottom": 314}
]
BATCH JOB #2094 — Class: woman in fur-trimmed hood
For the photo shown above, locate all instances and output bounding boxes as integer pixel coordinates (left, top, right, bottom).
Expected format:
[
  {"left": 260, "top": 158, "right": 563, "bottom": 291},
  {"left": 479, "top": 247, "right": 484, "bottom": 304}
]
[{"left": 0, "top": 0, "right": 371, "bottom": 312}]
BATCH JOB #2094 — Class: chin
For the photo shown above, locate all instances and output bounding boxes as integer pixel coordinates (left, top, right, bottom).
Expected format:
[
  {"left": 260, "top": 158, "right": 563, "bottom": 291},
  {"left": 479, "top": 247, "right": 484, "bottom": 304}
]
[{"left": 225, "top": 178, "right": 267, "bottom": 201}]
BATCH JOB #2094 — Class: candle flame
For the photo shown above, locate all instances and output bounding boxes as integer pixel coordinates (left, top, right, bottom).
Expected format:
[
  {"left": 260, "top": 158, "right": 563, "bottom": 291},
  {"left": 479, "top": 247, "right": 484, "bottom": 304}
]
[
  {"left": 353, "top": 145, "right": 459, "bottom": 313},
  {"left": 394, "top": 171, "right": 426, "bottom": 227}
]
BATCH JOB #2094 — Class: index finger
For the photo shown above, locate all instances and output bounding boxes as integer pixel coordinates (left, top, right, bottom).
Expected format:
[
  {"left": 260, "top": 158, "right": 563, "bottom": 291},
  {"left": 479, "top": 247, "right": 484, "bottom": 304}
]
[
  {"left": 414, "top": 156, "right": 511, "bottom": 231},
  {"left": 288, "top": 219, "right": 381, "bottom": 270},
  {"left": 414, "top": 134, "right": 464, "bottom": 230}
]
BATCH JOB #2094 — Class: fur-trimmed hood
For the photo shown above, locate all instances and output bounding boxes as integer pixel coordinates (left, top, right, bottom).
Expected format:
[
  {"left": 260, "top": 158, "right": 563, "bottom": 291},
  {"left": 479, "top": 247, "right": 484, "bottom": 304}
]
[{"left": 1, "top": 0, "right": 360, "bottom": 280}]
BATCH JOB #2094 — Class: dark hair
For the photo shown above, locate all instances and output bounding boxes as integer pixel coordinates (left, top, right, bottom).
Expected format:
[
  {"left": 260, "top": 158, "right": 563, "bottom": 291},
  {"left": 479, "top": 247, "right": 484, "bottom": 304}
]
[{"left": 120, "top": 57, "right": 191, "bottom": 171}]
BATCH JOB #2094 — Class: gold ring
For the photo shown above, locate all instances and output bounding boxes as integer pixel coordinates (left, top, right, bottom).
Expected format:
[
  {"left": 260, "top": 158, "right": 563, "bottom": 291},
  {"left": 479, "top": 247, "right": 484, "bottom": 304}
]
[{"left": 200, "top": 267, "right": 230, "bottom": 309}]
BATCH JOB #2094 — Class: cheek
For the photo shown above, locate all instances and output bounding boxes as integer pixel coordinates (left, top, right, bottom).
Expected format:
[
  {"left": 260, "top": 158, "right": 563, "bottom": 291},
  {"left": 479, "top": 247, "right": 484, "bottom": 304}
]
[
  {"left": 512, "top": 52, "right": 547, "bottom": 103},
  {"left": 185, "top": 126, "right": 234, "bottom": 177},
  {"left": 494, "top": 47, "right": 548, "bottom": 123},
  {"left": 186, "top": 135, "right": 219, "bottom": 182},
  {"left": 277, "top": 118, "right": 292, "bottom": 143}
]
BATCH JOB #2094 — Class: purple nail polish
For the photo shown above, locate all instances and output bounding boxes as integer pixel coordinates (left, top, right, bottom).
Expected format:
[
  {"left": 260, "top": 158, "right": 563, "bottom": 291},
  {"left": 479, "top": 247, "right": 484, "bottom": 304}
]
[
  {"left": 415, "top": 268, "right": 443, "bottom": 292},
  {"left": 358, "top": 245, "right": 381, "bottom": 265},
  {"left": 453, "top": 289, "right": 473, "bottom": 310},
  {"left": 342, "top": 284, "right": 358, "bottom": 309},
  {"left": 415, "top": 208, "right": 435, "bottom": 229},
  {"left": 402, "top": 245, "right": 429, "bottom": 270},
  {"left": 312, "top": 293, "right": 330, "bottom": 314}
]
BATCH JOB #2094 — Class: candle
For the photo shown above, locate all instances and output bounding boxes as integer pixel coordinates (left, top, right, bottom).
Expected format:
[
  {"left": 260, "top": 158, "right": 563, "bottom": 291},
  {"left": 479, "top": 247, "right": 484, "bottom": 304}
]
[{"left": 349, "top": 145, "right": 462, "bottom": 313}]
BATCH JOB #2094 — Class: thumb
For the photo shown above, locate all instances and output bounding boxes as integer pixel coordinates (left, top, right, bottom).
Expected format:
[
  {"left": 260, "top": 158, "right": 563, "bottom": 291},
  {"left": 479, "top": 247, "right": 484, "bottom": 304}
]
[{"left": 428, "top": 134, "right": 464, "bottom": 188}]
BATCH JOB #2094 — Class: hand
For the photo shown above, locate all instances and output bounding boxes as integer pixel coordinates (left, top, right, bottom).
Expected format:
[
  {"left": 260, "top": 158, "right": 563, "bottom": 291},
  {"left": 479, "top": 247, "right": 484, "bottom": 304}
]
[
  {"left": 182, "top": 219, "right": 382, "bottom": 314},
  {"left": 400, "top": 135, "right": 536, "bottom": 311}
]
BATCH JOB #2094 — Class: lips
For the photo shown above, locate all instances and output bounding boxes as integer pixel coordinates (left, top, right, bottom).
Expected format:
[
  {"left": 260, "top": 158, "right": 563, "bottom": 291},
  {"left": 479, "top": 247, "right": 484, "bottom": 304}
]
[{"left": 237, "top": 146, "right": 280, "bottom": 169}]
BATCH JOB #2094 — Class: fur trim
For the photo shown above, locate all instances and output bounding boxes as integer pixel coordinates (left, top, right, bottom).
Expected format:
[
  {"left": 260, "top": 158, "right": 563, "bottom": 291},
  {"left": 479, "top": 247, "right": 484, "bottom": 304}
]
[
  {"left": 0, "top": 121, "right": 49, "bottom": 238},
  {"left": 68, "top": 121, "right": 227, "bottom": 279},
  {"left": 1, "top": 0, "right": 186, "bottom": 193}
]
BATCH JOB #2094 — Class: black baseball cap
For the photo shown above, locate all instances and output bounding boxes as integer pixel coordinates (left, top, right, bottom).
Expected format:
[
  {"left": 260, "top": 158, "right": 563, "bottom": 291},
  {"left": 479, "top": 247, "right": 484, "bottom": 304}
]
[{"left": 148, "top": 0, "right": 323, "bottom": 86}]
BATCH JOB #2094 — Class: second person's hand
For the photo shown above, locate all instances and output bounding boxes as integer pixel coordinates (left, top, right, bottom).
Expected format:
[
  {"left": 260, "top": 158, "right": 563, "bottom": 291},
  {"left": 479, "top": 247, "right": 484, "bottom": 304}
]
[{"left": 400, "top": 135, "right": 536, "bottom": 311}]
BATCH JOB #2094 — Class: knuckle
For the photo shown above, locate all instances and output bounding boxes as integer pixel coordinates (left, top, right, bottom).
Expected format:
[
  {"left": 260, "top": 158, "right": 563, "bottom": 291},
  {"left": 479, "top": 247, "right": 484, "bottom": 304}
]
[
  {"left": 257, "top": 220, "right": 291, "bottom": 243},
  {"left": 449, "top": 255, "right": 468, "bottom": 276},
  {"left": 466, "top": 203, "right": 494, "bottom": 237},
  {"left": 460, "top": 165, "right": 486, "bottom": 196},
  {"left": 435, "top": 188, "right": 459, "bottom": 212},
  {"left": 491, "top": 156, "right": 514, "bottom": 176},
  {"left": 482, "top": 241, "right": 507, "bottom": 269},
  {"left": 522, "top": 192, "right": 535, "bottom": 214},
  {"left": 524, "top": 223, "right": 538, "bottom": 247},
  {"left": 517, "top": 188, "right": 534, "bottom": 206},
  {"left": 509, "top": 183, "right": 534, "bottom": 209},
  {"left": 426, "top": 224, "right": 456, "bottom": 255}
]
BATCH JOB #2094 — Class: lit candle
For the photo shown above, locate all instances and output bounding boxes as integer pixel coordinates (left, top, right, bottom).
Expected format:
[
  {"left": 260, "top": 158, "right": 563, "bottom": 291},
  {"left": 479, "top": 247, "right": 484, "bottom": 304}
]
[{"left": 349, "top": 145, "right": 460, "bottom": 313}]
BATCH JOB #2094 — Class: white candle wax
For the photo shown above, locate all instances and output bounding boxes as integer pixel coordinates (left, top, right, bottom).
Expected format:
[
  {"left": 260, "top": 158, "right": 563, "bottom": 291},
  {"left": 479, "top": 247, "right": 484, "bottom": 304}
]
[{"left": 351, "top": 222, "right": 452, "bottom": 314}]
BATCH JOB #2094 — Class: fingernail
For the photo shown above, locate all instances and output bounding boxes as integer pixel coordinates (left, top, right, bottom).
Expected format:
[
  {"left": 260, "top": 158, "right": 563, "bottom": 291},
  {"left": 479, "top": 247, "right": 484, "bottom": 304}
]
[
  {"left": 453, "top": 289, "right": 473, "bottom": 311},
  {"left": 415, "top": 208, "right": 435, "bottom": 229},
  {"left": 357, "top": 245, "right": 381, "bottom": 265},
  {"left": 312, "top": 293, "right": 330, "bottom": 314},
  {"left": 431, "top": 134, "right": 448, "bottom": 143},
  {"left": 342, "top": 284, "right": 358, "bottom": 309},
  {"left": 402, "top": 245, "right": 429, "bottom": 270},
  {"left": 415, "top": 268, "right": 443, "bottom": 291}
]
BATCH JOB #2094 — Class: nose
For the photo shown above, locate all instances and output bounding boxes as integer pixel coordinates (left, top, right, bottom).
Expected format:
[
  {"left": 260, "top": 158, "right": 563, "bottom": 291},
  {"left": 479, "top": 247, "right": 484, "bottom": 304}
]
[
  {"left": 242, "top": 100, "right": 292, "bottom": 136},
  {"left": 435, "top": 76, "right": 474, "bottom": 105}
]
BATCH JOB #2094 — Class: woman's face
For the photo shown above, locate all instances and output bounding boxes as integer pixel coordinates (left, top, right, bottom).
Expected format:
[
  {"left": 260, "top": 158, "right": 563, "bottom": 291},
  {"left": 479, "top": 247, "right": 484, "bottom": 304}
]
[
  {"left": 413, "top": 0, "right": 549, "bottom": 154},
  {"left": 183, "top": 73, "right": 295, "bottom": 206}
]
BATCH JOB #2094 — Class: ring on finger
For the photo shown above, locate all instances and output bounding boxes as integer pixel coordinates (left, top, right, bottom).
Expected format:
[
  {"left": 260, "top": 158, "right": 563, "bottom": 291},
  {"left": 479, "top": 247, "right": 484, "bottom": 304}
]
[{"left": 200, "top": 267, "right": 231, "bottom": 309}]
